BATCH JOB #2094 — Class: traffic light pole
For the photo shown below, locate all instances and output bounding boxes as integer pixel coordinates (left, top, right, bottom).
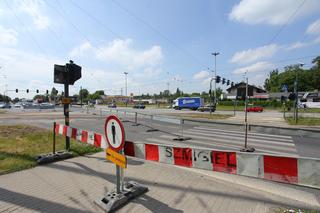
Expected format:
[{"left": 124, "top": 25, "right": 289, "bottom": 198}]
[{"left": 64, "top": 82, "right": 70, "bottom": 151}]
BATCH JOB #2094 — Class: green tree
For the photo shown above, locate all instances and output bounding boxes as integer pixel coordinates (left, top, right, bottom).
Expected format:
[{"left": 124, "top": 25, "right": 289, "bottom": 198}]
[{"left": 79, "top": 88, "right": 89, "bottom": 101}]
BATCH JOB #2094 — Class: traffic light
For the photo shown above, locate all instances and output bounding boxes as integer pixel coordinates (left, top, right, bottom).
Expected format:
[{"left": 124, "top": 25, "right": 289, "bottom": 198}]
[
  {"left": 36, "top": 89, "right": 39, "bottom": 93},
  {"left": 66, "top": 61, "right": 81, "bottom": 85},
  {"left": 54, "top": 60, "right": 82, "bottom": 85},
  {"left": 46, "top": 90, "right": 49, "bottom": 94},
  {"left": 288, "top": 93, "right": 296, "bottom": 100},
  {"left": 26, "top": 89, "right": 29, "bottom": 93},
  {"left": 227, "top": 80, "right": 230, "bottom": 86},
  {"left": 209, "top": 89, "right": 212, "bottom": 95},
  {"left": 231, "top": 82, "right": 234, "bottom": 87},
  {"left": 222, "top": 78, "right": 226, "bottom": 84},
  {"left": 215, "top": 76, "right": 221, "bottom": 83},
  {"left": 16, "top": 89, "right": 18, "bottom": 93}
]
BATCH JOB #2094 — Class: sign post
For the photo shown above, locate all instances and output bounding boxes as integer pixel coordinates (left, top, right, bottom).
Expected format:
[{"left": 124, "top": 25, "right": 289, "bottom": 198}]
[{"left": 95, "top": 115, "right": 148, "bottom": 212}]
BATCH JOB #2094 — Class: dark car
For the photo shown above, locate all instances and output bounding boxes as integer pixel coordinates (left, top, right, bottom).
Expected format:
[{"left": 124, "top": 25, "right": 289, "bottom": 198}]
[
  {"left": 108, "top": 103, "right": 117, "bottom": 108},
  {"left": 0, "top": 102, "right": 11, "bottom": 109},
  {"left": 197, "top": 104, "right": 216, "bottom": 112},
  {"left": 246, "top": 106, "right": 263, "bottom": 112},
  {"left": 133, "top": 104, "right": 146, "bottom": 109}
]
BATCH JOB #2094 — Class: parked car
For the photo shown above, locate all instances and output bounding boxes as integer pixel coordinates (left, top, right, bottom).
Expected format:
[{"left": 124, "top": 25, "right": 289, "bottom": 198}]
[
  {"left": 0, "top": 102, "right": 11, "bottom": 109},
  {"left": 246, "top": 106, "right": 263, "bottom": 112},
  {"left": 133, "top": 104, "right": 146, "bottom": 109},
  {"left": 197, "top": 104, "right": 216, "bottom": 112},
  {"left": 108, "top": 103, "right": 117, "bottom": 108}
]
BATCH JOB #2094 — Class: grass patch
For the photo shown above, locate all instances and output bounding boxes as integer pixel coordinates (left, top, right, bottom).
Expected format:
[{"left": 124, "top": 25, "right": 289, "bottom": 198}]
[
  {"left": 0, "top": 125, "right": 102, "bottom": 174},
  {"left": 285, "top": 117, "right": 320, "bottom": 126},
  {"left": 170, "top": 113, "right": 232, "bottom": 120}
]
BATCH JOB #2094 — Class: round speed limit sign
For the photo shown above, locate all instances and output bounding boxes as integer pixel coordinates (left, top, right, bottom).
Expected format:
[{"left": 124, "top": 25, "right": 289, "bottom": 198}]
[{"left": 104, "top": 115, "right": 125, "bottom": 152}]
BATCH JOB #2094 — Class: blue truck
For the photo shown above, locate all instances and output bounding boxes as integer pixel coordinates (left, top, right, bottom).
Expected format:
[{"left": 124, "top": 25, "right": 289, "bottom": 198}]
[{"left": 172, "top": 97, "right": 204, "bottom": 110}]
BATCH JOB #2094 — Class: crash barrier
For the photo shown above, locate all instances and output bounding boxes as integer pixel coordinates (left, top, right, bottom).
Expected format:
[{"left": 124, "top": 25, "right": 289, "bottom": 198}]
[
  {"left": 84, "top": 107, "right": 320, "bottom": 140},
  {"left": 55, "top": 123, "right": 320, "bottom": 189}
]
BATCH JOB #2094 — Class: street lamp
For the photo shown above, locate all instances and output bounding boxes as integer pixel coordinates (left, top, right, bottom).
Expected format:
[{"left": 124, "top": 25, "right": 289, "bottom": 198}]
[
  {"left": 211, "top": 52, "right": 220, "bottom": 104},
  {"left": 294, "top": 63, "right": 304, "bottom": 124},
  {"left": 124, "top": 72, "right": 128, "bottom": 107}
]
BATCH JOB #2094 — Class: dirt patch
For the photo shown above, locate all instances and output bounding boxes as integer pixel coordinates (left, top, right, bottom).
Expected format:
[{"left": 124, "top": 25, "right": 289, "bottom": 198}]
[{"left": 0, "top": 125, "right": 46, "bottom": 138}]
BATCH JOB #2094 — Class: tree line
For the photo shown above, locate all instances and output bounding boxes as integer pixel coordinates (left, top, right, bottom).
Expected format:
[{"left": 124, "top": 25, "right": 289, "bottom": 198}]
[{"left": 264, "top": 56, "right": 320, "bottom": 92}]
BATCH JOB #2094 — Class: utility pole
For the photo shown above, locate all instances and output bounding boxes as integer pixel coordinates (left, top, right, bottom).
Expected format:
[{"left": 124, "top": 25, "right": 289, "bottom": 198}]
[
  {"left": 295, "top": 63, "right": 304, "bottom": 124},
  {"left": 212, "top": 52, "right": 219, "bottom": 104},
  {"left": 124, "top": 72, "right": 128, "bottom": 107},
  {"left": 80, "top": 86, "right": 83, "bottom": 107}
]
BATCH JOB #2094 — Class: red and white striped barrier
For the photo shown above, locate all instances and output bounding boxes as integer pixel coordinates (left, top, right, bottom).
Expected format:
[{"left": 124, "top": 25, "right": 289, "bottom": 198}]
[{"left": 55, "top": 123, "right": 320, "bottom": 189}]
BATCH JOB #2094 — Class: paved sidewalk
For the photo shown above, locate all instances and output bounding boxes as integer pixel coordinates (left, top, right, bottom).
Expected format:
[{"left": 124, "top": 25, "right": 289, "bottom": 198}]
[{"left": 0, "top": 152, "right": 318, "bottom": 213}]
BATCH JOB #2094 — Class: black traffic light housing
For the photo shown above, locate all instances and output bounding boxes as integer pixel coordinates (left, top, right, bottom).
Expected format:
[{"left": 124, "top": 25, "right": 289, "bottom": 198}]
[
  {"left": 216, "top": 76, "right": 221, "bottom": 83},
  {"left": 36, "top": 89, "right": 39, "bottom": 93},
  {"left": 222, "top": 78, "right": 226, "bottom": 84},
  {"left": 54, "top": 60, "right": 82, "bottom": 85},
  {"left": 16, "top": 89, "right": 18, "bottom": 93},
  {"left": 227, "top": 80, "right": 230, "bottom": 86},
  {"left": 231, "top": 82, "right": 234, "bottom": 87},
  {"left": 46, "top": 90, "right": 49, "bottom": 94},
  {"left": 26, "top": 89, "right": 29, "bottom": 93}
]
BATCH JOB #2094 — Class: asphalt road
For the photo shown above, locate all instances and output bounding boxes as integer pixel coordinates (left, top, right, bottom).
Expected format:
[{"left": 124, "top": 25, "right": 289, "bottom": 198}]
[{"left": 1, "top": 106, "right": 320, "bottom": 158}]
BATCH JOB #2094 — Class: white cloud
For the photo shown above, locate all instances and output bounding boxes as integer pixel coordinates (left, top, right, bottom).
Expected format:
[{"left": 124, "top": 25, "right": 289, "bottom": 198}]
[
  {"left": 229, "top": 0, "right": 320, "bottom": 25},
  {"left": 233, "top": 61, "right": 275, "bottom": 74},
  {"left": 286, "top": 41, "right": 309, "bottom": 50},
  {"left": 193, "top": 70, "right": 209, "bottom": 80},
  {"left": 0, "top": 26, "right": 18, "bottom": 46},
  {"left": 17, "top": 0, "right": 50, "bottom": 30},
  {"left": 306, "top": 19, "right": 320, "bottom": 35},
  {"left": 69, "top": 41, "right": 92, "bottom": 57},
  {"left": 230, "top": 44, "right": 279, "bottom": 64},
  {"left": 95, "top": 39, "right": 163, "bottom": 69}
]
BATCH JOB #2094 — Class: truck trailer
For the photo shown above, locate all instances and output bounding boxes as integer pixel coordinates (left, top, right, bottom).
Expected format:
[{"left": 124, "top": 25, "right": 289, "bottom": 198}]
[{"left": 172, "top": 97, "right": 204, "bottom": 110}]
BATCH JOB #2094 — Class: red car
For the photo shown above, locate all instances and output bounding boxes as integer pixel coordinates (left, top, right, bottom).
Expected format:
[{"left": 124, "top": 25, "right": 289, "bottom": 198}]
[{"left": 246, "top": 106, "right": 263, "bottom": 112}]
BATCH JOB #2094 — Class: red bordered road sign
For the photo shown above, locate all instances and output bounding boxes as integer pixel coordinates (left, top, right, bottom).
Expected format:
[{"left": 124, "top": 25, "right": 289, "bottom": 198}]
[{"left": 104, "top": 115, "right": 125, "bottom": 152}]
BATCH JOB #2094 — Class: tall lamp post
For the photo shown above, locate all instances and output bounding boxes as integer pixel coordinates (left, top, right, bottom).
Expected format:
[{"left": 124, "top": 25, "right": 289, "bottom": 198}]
[
  {"left": 211, "top": 52, "right": 219, "bottom": 104},
  {"left": 295, "top": 63, "right": 304, "bottom": 124},
  {"left": 124, "top": 72, "right": 128, "bottom": 107}
]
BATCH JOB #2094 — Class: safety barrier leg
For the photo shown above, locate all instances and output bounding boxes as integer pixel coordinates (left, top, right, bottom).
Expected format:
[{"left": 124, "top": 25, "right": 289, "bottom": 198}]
[{"left": 173, "top": 119, "right": 191, "bottom": 141}]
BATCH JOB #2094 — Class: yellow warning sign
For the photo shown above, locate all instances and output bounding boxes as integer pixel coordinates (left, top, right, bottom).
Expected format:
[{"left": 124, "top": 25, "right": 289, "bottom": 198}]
[
  {"left": 106, "top": 148, "right": 127, "bottom": 169},
  {"left": 62, "top": 98, "right": 71, "bottom": 104}
]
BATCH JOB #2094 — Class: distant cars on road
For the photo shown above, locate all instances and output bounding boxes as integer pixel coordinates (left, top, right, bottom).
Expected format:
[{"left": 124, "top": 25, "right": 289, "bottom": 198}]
[
  {"left": 197, "top": 104, "right": 216, "bottom": 112},
  {"left": 246, "top": 106, "right": 263, "bottom": 112},
  {"left": 133, "top": 104, "right": 146, "bottom": 109},
  {"left": 0, "top": 102, "right": 11, "bottom": 109},
  {"left": 108, "top": 103, "right": 117, "bottom": 108}
]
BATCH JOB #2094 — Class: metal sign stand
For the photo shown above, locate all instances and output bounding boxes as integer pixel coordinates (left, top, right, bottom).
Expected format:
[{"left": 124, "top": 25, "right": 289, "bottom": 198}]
[
  {"left": 240, "top": 77, "right": 255, "bottom": 153},
  {"left": 95, "top": 115, "right": 148, "bottom": 212}
]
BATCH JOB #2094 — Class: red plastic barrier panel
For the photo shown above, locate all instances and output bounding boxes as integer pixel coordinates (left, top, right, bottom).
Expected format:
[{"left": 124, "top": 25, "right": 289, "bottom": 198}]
[
  {"left": 264, "top": 156, "right": 298, "bottom": 184},
  {"left": 173, "top": 147, "right": 193, "bottom": 167},
  {"left": 145, "top": 144, "right": 159, "bottom": 161},
  {"left": 81, "top": 131, "right": 88, "bottom": 143},
  {"left": 71, "top": 128, "right": 77, "bottom": 139},
  {"left": 63, "top": 126, "right": 68, "bottom": 136},
  {"left": 124, "top": 141, "right": 135, "bottom": 157},
  {"left": 212, "top": 151, "right": 237, "bottom": 174},
  {"left": 94, "top": 133, "right": 102, "bottom": 148},
  {"left": 55, "top": 124, "right": 60, "bottom": 134}
]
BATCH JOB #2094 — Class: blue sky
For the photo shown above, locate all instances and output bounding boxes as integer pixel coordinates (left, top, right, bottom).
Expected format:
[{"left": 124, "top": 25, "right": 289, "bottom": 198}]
[{"left": 0, "top": 0, "right": 320, "bottom": 98}]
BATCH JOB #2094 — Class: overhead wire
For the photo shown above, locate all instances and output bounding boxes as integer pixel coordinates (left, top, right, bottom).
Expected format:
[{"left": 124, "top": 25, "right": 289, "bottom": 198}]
[{"left": 266, "top": 0, "right": 306, "bottom": 45}]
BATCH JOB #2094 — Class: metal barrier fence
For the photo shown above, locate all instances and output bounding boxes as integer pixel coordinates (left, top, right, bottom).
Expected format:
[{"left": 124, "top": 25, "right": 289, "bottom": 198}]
[{"left": 83, "top": 106, "right": 320, "bottom": 140}]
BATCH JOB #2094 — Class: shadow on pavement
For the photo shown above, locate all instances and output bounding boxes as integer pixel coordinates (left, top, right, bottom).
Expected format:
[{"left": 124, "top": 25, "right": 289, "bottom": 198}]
[
  {"left": 132, "top": 193, "right": 183, "bottom": 213},
  {"left": 0, "top": 187, "right": 90, "bottom": 213},
  {"left": 45, "top": 161, "right": 314, "bottom": 210}
]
